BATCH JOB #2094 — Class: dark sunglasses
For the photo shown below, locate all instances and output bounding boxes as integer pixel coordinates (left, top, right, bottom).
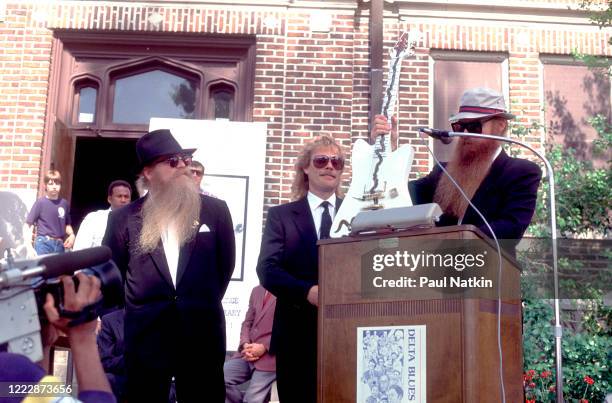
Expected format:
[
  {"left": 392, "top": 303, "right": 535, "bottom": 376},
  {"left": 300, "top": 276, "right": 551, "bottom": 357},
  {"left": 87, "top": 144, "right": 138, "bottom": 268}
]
[
  {"left": 159, "top": 154, "right": 193, "bottom": 168},
  {"left": 451, "top": 117, "right": 494, "bottom": 134},
  {"left": 190, "top": 168, "right": 203, "bottom": 177},
  {"left": 312, "top": 155, "right": 344, "bottom": 170}
]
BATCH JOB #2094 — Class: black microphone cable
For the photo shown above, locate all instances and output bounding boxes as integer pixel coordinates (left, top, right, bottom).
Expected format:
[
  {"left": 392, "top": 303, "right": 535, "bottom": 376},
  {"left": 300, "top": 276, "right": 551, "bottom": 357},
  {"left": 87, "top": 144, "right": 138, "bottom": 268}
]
[{"left": 421, "top": 136, "right": 507, "bottom": 403}]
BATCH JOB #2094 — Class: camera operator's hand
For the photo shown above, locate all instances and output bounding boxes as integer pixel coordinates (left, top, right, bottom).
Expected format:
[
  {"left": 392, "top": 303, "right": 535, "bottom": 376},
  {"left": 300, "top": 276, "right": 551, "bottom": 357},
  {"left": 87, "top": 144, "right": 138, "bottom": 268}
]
[
  {"left": 43, "top": 273, "right": 101, "bottom": 337},
  {"left": 43, "top": 273, "right": 112, "bottom": 395}
]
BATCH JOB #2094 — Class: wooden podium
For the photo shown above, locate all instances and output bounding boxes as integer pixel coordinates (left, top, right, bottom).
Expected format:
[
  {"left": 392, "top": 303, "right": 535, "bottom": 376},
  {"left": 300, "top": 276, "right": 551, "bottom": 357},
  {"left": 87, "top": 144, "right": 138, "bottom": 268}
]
[{"left": 317, "top": 225, "right": 523, "bottom": 402}]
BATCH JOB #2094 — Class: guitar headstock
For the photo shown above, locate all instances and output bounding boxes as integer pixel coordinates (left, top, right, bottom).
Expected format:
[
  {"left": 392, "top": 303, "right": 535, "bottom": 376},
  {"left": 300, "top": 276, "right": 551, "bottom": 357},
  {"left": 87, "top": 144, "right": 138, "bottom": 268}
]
[{"left": 391, "top": 30, "right": 421, "bottom": 59}]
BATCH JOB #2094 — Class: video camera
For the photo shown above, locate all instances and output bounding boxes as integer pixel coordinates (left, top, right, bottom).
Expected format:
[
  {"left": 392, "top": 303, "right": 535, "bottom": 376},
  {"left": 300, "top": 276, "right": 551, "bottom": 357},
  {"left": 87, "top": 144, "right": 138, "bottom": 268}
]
[{"left": 0, "top": 246, "right": 122, "bottom": 362}]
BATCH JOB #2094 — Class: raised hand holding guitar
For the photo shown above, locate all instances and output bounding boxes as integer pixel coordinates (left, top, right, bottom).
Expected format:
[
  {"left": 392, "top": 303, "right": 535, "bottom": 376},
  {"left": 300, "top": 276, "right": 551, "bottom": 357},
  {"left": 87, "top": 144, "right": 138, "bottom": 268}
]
[
  {"left": 371, "top": 114, "right": 398, "bottom": 151},
  {"left": 330, "top": 31, "right": 419, "bottom": 237}
]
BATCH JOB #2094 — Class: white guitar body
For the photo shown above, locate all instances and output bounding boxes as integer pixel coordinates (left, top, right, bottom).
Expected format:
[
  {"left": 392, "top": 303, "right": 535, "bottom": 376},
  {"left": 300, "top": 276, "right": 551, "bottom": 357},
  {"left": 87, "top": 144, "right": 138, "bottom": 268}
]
[
  {"left": 331, "top": 140, "right": 414, "bottom": 237},
  {"left": 330, "top": 31, "right": 420, "bottom": 238}
]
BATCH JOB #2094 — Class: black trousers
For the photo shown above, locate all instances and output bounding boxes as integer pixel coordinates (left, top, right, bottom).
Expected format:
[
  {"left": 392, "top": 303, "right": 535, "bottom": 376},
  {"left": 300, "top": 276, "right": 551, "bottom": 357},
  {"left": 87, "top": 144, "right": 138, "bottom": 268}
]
[
  {"left": 126, "top": 350, "right": 225, "bottom": 403},
  {"left": 274, "top": 305, "right": 318, "bottom": 403}
]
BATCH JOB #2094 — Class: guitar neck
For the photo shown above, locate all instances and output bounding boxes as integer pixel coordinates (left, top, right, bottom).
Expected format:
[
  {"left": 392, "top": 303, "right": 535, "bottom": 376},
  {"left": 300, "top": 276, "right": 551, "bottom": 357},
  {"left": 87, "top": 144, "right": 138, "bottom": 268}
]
[
  {"left": 365, "top": 31, "right": 416, "bottom": 194},
  {"left": 373, "top": 50, "right": 403, "bottom": 156}
]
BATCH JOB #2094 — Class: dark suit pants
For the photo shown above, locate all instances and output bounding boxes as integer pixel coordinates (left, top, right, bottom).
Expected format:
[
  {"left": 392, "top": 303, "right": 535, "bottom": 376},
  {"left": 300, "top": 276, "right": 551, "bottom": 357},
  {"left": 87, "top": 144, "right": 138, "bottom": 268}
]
[
  {"left": 276, "top": 314, "right": 317, "bottom": 403},
  {"left": 126, "top": 353, "right": 225, "bottom": 403}
]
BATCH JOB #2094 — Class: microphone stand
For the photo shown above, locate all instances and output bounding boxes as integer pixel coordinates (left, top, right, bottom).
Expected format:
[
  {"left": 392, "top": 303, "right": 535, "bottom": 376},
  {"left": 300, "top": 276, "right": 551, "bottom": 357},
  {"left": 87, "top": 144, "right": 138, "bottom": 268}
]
[{"left": 427, "top": 129, "right": 564, "bottom": 402}]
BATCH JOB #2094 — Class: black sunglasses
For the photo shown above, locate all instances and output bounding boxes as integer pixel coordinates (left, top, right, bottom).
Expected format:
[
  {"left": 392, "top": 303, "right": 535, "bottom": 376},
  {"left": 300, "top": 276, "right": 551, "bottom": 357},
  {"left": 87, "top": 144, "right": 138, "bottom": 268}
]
[
  {"left": 451, "top": 117, "right": 494, "bottom": 134},
  {"left": 190, "top": 168, "right": 203, "bottom": 177},
  {"left": 312, "top": 155, "right": 344, "bottom": 170},
  {"left": 159, "top": 154, "right": 193, "bottom": 168},
  {"left": 451, "top": 120, "right": 483, "bottom": 134}
]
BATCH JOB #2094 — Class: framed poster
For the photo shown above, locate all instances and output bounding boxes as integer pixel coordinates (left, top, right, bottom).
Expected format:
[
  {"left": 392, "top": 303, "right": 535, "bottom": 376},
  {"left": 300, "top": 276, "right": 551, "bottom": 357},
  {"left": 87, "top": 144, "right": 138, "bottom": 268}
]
[
  {"left": 202, "top": 174, "right": 248, "bottom": 280},
  {"left": 357, "top": 325, "right": 426, "bottom": 403}
]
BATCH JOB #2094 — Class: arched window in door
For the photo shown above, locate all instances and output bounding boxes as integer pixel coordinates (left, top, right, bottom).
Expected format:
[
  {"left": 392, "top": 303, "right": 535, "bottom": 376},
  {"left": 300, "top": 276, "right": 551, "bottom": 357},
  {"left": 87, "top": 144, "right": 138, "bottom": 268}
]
[
  {"left": 208, "top": 82, "right": 236, "bottom": 120},
  {"left": 48, "top": 32, "right": 255, "bottom": 227},
  {"left": 112, "top": 69, "right": 199, "bottom": 124},
  {"left": 72, "top": 77, "right": 99, "bottom": 125},
  {"left": 55, "top": 32, "right": 254, "bottom": 141}
]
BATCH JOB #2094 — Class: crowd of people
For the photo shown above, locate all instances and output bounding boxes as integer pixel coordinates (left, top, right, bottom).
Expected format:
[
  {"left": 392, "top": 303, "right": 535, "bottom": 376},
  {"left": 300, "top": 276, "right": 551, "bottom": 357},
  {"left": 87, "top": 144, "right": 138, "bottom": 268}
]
[{"left": 0, "top": 87, "right": 541, "bottom": 402}]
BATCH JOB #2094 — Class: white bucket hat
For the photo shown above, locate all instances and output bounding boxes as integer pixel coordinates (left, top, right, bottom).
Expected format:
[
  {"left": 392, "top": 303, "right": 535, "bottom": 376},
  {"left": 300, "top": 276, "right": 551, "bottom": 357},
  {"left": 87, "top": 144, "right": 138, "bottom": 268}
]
[{"left": 449, "top": 87, "right": 515, "bottom": 123}]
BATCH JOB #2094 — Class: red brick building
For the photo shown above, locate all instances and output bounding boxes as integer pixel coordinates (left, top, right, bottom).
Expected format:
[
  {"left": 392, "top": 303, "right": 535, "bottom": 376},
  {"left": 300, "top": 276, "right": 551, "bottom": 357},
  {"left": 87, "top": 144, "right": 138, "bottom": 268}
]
[{"left": 0, "top": 0, "right": 610, "bottom": 223}]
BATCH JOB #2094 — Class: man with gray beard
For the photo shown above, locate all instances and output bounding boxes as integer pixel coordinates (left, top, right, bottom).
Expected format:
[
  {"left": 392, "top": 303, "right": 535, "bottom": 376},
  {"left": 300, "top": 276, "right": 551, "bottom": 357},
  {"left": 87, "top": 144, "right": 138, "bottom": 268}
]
[
  {"left": 103, "top": 129, "right": 235, "bottom": 402},
  {"left": 371, "top": 87, "right": 542, "bottom": 251}
]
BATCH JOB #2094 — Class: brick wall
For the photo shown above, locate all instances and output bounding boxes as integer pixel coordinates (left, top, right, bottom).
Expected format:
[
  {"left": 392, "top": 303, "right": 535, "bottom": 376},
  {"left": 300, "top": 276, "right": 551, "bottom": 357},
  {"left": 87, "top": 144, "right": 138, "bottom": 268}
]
[
  {"left": 0, "top": 1, "right": 610, "bottom": 209},
  {"left": 0, "top": 4, "right": 53, "bottom": 206}
]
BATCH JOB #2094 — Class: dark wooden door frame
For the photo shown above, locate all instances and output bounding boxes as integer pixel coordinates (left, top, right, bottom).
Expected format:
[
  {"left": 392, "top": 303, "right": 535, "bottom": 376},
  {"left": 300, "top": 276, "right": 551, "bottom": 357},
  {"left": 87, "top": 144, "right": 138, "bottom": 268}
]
[{"left": 40, "top": 30, "right": 256, "bottom": 196}]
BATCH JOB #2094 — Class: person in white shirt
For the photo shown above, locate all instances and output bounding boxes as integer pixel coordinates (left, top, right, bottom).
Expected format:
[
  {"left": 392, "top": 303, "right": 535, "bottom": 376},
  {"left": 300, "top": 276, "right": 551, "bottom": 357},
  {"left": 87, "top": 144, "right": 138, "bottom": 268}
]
[{"left": 73, "top": 180, "right": 132, "bottom": 250}]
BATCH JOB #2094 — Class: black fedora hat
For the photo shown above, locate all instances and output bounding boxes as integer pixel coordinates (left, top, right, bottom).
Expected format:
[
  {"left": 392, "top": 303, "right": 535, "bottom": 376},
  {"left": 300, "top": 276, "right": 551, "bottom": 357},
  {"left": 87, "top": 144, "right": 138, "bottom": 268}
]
[{"left": 136, "top": 129, "right": 196, "bottom": 169}]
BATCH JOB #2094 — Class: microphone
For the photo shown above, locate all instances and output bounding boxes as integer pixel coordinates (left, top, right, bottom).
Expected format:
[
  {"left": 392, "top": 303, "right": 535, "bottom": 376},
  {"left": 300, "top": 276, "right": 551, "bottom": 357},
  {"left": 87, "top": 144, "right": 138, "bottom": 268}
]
[
  {"left": 419, "top": 128, "right": 454, "bottom": 144},
  {"left": 0, "top": 246, "right": 112, "bottom": 287},
  {"left": 39, "top": 246, "right": 112, "bottom": 279}
]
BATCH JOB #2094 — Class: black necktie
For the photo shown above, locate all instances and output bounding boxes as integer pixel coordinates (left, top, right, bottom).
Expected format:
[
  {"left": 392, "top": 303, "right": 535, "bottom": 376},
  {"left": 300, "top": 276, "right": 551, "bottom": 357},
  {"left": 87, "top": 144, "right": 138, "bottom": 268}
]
[{"left": 320, "top": 201, "right": 332, "bottom": 240}]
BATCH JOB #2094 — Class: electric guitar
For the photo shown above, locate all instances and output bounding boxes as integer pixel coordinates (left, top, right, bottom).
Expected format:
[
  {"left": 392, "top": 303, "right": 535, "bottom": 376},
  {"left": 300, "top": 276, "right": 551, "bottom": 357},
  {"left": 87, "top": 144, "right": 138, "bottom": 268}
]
[{"left": 331, "top": 31, "right": 419, "bottom": 237}]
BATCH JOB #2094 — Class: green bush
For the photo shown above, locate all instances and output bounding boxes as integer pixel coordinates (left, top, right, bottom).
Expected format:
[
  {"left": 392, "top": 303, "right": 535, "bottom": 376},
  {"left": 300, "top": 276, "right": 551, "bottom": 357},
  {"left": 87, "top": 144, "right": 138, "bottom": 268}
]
[
  {"left": 522, "top": 297, "right": 611, "bottom": 402},
  {"left": 528, "top": 143, "right": 611, "bottom": 238},
  {"left": 519, "top": 3, "right": 611, "bottom": 400},
  {"left": 518, "top": 108, "right": 611, "bottom": 401}
]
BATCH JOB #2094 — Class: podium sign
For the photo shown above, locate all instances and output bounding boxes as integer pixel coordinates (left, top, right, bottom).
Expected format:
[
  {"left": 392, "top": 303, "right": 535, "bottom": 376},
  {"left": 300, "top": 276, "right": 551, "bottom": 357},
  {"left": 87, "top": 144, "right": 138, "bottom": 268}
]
[{"left": 356, "top": 325, "right": 426, "bottom": 402}]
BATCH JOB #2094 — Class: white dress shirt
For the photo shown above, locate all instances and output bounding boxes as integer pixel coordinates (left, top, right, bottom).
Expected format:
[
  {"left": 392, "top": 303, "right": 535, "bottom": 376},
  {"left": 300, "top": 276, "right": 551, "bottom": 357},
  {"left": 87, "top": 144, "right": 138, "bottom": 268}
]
[
  {"left": 306, "top": 192, "right": 337, "bottom": 240},
  {"left": 161, "top": 223, "right": 180, "bottom": 288},
  {"left": 73, "top": 209, "right": 111, "bottom": 250}
]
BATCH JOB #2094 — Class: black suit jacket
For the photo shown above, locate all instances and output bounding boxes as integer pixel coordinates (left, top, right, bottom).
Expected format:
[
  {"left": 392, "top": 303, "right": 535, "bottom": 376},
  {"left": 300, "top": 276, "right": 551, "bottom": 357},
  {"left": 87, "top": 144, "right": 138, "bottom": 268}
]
[
  {"left": 409, "top": 150, "right": 542, "bottom": 249},
  {"left": 256, "top": 196, "right": 342, "bottom": 354},
  {"left": 102, "top": 194, "right": 235, "bottom": 371},
  {"left": 97, "top": 309, "right": 126, "bottom": 400},
  {"left": 97, "top": 308, "right": 125, "bottom": 375}
]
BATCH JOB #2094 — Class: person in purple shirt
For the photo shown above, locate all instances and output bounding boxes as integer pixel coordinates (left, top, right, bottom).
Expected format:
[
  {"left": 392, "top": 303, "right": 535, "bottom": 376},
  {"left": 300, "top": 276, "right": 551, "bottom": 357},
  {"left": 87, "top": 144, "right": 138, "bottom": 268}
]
[{"left": 26, "top": 170, "right": 75, "bottom": 255}]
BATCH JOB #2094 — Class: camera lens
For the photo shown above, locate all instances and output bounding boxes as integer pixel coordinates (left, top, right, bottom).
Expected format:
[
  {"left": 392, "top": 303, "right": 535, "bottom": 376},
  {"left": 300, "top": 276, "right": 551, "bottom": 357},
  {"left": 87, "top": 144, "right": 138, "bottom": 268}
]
[
  {"left": 35, "top": 260, "right": 123, "bottom": 320},
  {"left": 81, "top": 261, "right": 123, "bottom": 310}
]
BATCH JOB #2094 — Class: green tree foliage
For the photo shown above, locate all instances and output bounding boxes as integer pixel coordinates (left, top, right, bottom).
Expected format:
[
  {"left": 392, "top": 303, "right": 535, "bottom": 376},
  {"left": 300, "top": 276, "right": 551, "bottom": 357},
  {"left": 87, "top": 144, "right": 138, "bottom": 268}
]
[
  {"left": 520, "top": 112, "right": 611, "bottom": 401},
  {"left": 528, "top": 136, "right": 612, "bottom": 238},
  {"left": 521, "top": 3, "right": 611, "bottom": 400},
  {"left": 508, "top": 114, "right": 611, "bottom": 238},
  {"left": 575, "top": 0, "right": 612, "bottom": 74}
]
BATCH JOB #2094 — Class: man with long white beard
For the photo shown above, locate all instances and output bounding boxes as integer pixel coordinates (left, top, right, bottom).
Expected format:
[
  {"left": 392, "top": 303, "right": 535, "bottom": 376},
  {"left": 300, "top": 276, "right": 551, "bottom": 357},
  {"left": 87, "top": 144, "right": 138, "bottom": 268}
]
[
  {"left": 103, "top": 129, "right": 235, "bottom": 402},
  {"left": 371, "top": 87, "right": 542, "bottom": 251}
]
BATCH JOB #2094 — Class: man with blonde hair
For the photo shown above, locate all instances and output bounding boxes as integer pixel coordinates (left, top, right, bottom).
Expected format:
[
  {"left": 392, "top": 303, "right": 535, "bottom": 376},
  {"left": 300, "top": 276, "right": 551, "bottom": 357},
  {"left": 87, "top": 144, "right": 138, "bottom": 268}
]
[{"left": 257, "top": 134, "right": 345, "bottom": 403}]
